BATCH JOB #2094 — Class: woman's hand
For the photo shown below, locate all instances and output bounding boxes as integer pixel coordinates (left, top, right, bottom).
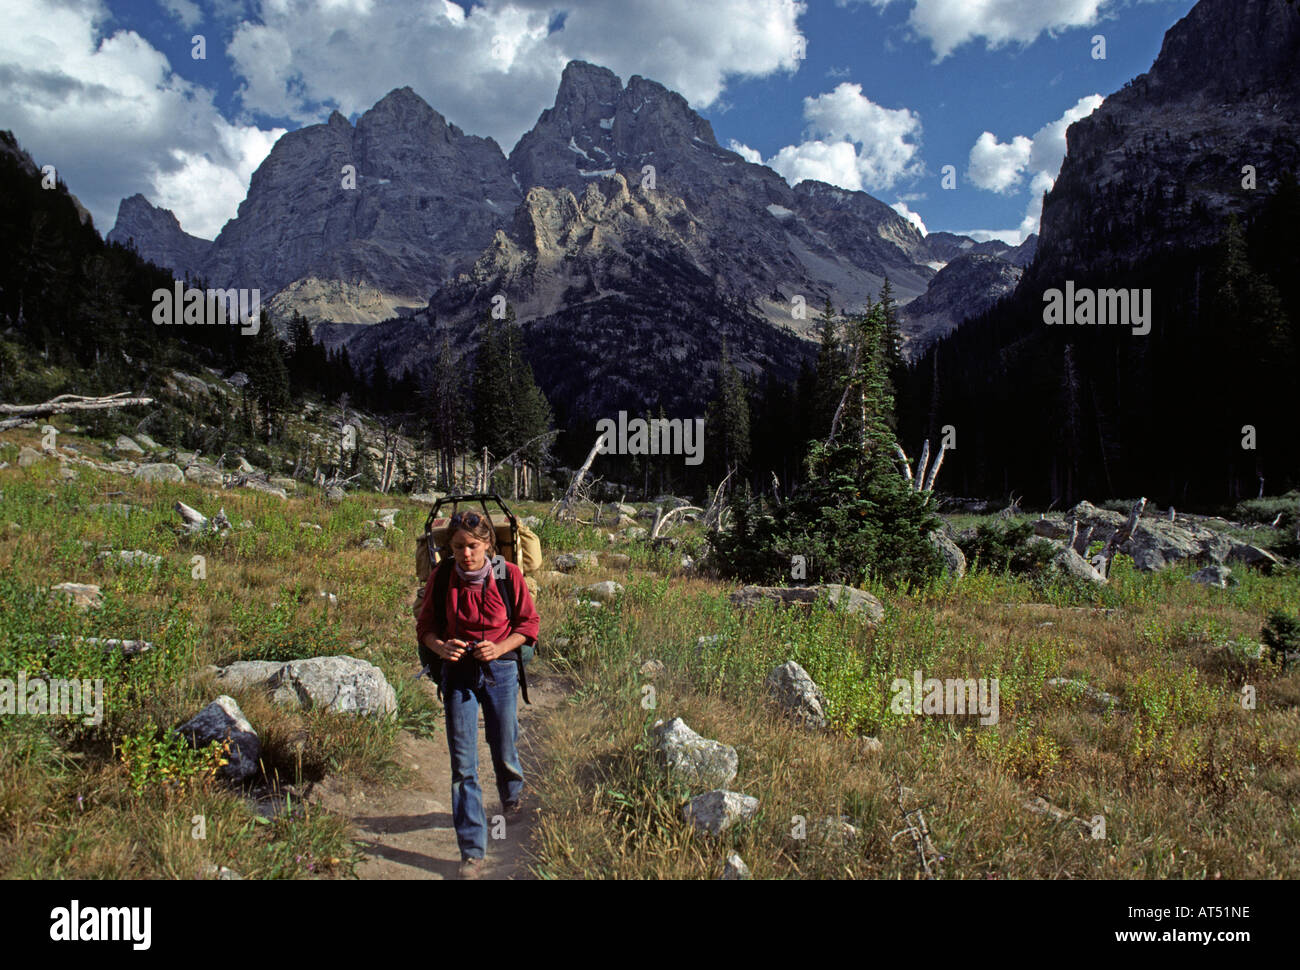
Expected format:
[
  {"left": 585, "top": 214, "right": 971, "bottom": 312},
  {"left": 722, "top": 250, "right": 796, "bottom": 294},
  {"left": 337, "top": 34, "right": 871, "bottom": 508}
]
[
  {"left": 432, "top": 637, "right": 470, "bottom": 661},
  {"left": 471, "top": 640, "right": 507, "bottom": 662}
]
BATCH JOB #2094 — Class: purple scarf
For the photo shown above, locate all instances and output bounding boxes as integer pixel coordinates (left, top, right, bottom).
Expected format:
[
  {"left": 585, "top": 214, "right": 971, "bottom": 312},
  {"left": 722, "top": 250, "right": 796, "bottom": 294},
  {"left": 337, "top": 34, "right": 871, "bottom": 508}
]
[{"left": 454, "top": 560, "right": 492, "bottom": 585}]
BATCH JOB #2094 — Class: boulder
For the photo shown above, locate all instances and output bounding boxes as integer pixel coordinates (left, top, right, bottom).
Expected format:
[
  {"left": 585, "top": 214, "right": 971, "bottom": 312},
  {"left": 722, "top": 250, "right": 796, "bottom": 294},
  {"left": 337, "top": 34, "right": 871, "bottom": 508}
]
[
  {"left": 325, "top": 486, "right": 346, "bottom": 502},
  {"left": 134, "top": 432, "right": 161, "bottom": 450},
  {"left": 554, "top": 551, "right": 599, "bottom": 572},
  {"left": 1033, "top": 518, "right": 1070, "bottom": 540},
  {"left": 213, "top": 660, "right": 285, "bottom": 691},
  {"left": 730, "top": 584, "right": 884, "bottom": 623},
  {"left": 929, "top": 530, "right": 967, "bottom": 578},
  {"left": 682, "top": 790, "right": 759, "bottom": 836},
  {"left": 267, "top": 656, "right": 397, "bottom": 717},
  {"left": 113, "top": 435, "right": 144, "bottom": 454},
  {"left": 578, "top": 580, "right": 624, "bottom": 602},
  {"left": 360, "top": 537, "right": 385, "bottom": 551},
  {"left": 238, "top": 478, "right": 287, "bottom": 499},
  {"left": 1190, "top": 564, "right": 1234, "bottom": 588},
  {"left": 18, "top": 446, "right": 44, "bottom": 467},
  {"left": 270, "top": 476, "right": 298, "bottom": 493},
  {"left": 1228, "top": 541, "right": 1282, "bottom": 572},
  {"left": 237, "top": 457, "right": 255, "bottom": 473},
  {"left": 653, "top": 717, "right": 738, "bottom": 789},
  {"left": 184, "top": 463, "right": 224, "bottom": 486},
  {"left": 175, "top": 695, "right": 260, "bottom": 781},
  {"left": 50, "top": 582, "right": 102, "bottom": 611},
  {"left": 1050, "top": 547, "right": 1107, "bottom": 584},
  {"left": 766, "top": 660, "right": 828, "bottom": 729},
  {"left": 133, "top": 462, "right": 185, "bottom": 484},
  {"left": 601, "top": 552, "right": 631, "bottom": 568}
]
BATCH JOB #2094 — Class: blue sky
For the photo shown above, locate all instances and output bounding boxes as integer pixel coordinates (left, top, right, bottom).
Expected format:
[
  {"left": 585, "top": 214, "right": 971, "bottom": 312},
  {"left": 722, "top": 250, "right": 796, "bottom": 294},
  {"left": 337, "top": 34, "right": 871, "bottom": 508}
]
[{"left": 2, "top": 0, "right": 1198, "bottom": 245}]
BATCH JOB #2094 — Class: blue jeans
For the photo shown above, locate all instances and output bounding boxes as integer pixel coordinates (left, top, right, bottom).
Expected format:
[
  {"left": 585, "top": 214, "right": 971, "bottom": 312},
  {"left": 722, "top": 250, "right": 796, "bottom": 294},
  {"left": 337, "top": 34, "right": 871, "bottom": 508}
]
[{"left": 442, "top": 656, "right": 524, "bottom": 860}]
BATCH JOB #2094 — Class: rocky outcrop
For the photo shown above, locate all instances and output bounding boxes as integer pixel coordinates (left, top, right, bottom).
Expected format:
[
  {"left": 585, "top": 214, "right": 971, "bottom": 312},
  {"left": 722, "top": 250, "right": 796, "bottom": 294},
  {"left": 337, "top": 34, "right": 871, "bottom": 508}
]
[
  {"left": 1033, "top": 0, "right": 1300, "bottom": 283},
  {"left": 106, "top": 194, "right": 212, "bottom": 280}
]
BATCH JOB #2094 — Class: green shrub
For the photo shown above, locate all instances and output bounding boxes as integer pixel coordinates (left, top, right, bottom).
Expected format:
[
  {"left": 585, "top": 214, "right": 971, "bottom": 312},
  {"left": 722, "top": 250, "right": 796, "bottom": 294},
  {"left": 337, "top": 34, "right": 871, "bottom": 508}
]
[
  {"left": 958, "top": 520, "right": 1057, "bottom": 575},
  {"left": 708, "top": 441, "right": 942, "bottom": 588},
  {"left": 1261, "top": 609, "right": 1300, "bottom": 668}
]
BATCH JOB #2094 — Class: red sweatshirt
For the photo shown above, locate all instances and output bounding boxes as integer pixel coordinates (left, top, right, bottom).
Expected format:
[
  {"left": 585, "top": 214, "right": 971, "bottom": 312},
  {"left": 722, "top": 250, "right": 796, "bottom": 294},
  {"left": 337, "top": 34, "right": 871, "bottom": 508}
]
[{"left": 416, "top": 559, "right": 539, "bottom": 652}]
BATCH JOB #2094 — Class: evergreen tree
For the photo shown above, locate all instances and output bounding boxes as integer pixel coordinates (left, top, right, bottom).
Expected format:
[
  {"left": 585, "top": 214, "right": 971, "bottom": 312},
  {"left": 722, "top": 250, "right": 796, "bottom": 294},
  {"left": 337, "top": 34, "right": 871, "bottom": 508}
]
[{"left": 705, "top": 338, "right": 751, "bottom": 480}]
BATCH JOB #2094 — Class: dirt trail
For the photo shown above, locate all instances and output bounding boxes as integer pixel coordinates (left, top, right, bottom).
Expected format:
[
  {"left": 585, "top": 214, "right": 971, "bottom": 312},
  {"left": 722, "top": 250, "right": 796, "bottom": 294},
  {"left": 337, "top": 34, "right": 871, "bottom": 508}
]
[{"left": 312, "top": 669, "right": 566, "bottom": 880}]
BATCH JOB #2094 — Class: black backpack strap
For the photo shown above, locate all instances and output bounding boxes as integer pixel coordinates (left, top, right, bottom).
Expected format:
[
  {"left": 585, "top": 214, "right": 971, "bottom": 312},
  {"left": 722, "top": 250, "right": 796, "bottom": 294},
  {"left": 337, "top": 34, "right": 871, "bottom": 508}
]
[
  {"left": 492, "top": 556, "right": 530, "bottom": 706},
  {"left": 420, "top": 558, "right": 454, "bottom": 701}
]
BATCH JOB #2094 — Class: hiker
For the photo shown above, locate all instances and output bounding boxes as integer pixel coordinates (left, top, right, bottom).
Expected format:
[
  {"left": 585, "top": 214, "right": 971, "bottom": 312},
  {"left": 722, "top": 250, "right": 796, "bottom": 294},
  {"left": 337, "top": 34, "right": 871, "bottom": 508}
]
[{"left": 415, "top": 509, "right": 539, "bottom": 880}]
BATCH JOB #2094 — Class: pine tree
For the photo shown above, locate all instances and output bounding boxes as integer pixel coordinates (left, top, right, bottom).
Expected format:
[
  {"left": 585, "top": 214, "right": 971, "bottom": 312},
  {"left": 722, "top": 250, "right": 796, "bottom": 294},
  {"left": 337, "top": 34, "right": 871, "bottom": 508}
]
[{"left": 706, "top": 339, "right": 751, "bottom": 480}]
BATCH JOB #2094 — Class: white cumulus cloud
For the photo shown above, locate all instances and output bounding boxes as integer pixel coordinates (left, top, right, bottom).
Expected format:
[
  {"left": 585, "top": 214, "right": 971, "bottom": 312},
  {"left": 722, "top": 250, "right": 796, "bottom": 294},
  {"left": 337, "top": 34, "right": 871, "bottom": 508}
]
[
  {"left": 0, "top": 0, "right": 285, "bottom": 238},
  {"left": 963, "top": 93, "right": 1104, "bottom": 243},
  {"left": 859, "top": 0, "right": 1113, "bottom": 61},
  {"left": 760, "top": 82, "right": 923, "bottom": 193}
]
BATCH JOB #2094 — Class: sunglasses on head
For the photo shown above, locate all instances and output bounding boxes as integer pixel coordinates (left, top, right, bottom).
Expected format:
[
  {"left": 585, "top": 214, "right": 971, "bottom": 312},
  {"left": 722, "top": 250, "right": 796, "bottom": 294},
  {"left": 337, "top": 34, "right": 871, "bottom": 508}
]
[{"left": 449, "top": 511, "right": 484, "bottom": 528}]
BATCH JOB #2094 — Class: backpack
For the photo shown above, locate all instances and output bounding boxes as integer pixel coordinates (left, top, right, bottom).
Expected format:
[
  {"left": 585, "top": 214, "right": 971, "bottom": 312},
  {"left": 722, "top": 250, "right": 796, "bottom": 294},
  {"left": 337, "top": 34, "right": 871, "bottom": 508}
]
[{"left": 416, "top": 554, "right": 535, "bottom": 705}]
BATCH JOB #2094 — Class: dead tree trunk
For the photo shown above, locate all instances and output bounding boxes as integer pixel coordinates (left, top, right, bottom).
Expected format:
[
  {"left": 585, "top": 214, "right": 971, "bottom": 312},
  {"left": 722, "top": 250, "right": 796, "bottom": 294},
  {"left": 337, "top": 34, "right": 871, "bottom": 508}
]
[
  {"left": 0, "top": 392, "right": 154, "bottom": 430},
  {"left": 550, "top": 434, "right": 605, "bottom": 519}
]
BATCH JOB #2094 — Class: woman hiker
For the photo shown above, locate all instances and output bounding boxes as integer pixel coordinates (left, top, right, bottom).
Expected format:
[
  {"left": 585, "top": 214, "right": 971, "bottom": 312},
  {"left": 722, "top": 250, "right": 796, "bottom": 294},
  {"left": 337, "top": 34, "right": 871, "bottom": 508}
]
[{"left": 415, "top": 510, "right": 540, "bottom": 879}]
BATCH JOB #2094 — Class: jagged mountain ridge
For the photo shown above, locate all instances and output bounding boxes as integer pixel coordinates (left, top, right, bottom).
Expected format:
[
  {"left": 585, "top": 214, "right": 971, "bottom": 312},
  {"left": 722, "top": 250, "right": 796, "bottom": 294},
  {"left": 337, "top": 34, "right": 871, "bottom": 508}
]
[
  {"left": 104, "top": 60, "right": 1032, "bottom": 416},
  {"left": 1030, "top": 0, "right": 1300, "bottom": 284}
]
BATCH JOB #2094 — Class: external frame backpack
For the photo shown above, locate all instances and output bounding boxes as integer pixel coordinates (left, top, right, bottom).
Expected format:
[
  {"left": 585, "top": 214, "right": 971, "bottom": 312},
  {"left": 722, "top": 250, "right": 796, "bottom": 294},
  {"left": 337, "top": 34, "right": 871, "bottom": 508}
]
[{"left": 416, "top": 554, "right": 535, "bottom": 705}]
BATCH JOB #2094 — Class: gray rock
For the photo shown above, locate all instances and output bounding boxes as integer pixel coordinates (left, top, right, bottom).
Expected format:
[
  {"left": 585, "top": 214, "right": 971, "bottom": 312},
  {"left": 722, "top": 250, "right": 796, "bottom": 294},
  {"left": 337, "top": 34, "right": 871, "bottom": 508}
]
[
  {"left": 1190, "top": 564, "right": 1233, "bottom": 588},
  {"left": 114, "top": 435, "right": 144, "bottom": 454},
  {"left": 94, "top": 549, "right": 162, "bottom": 569},
  {"left": 175, "top": 695, "right": 260, "bottom": 782},
  {"left": 237, "top": 456, "right": 255, "bottom": 473},
  {"left": 857, "top": 735, "right": 884, "bottom": 756},
  {"left": 682, "top": 790, "right": 759, "bottom": 836},
  {"left": 270, "top": 476, "right": 298, "bottom": 493},
  {"left": 134, "top": 432, "right": 161, "bottom": 450},
  {"left": 184, "top": 462, "right": 224, "bottom": 486},
  {"left": 213, "top": 660, "right": 286, "bottom": 691},
  {"left": 730, "top": 584, "right": 884, "bottom": 622},
  {"left": 1033, "top": 518, "right": 1070, "bottom": 539},
  {"left": 720, "top": 853, "right": 751, "bottom": 880},
  {"left": 47, "top": 634, "right": 153, "bottom": 656},
  {"left": 133, "top": 462, "right": 185, "bottom": 484},
  {"left": 237, "top": 478, "right": 287, "bottom": 499},
  {"left": 1050, "top": 547, "right": 1107, "bottom": 584},
  {"left": 621, "top": 526, "right": 648, "bottom": 541},
  {"left": 766, "top": 660, "right": 828, "bottom": 729},
  {"left": 579, "top": 580, "right": 623, "bottom": 601},
  {"left": 601, "top": 552, "right": 631, "bottom": 568},
  {"left": 360, "top": 537, "right": 385, "bottom": 550},
  {"left": 50, "top": 582, "right": 102, "bottom": 610},
  {"left": 653, "top": 717, "right": 738, "bottom": 789},
  {"left": 929, "top": 530, "right": 967, "bottom": 578},
  {"left": 267, "top": 656, "right": 397, "bottom": 717},
  {"left": 554, "top": 551, "right": 600, "bottom": 572},
  {"left": 1046, "top": 677, "right": 1122, "bottom": 712},
  {"left": 325, "top": 486, "right": 346, "bottom": 502},
  {"left": 18, "top": 446, "right": 44, "bottom": 467},
  {"left": 1228, "top": 541, "right": 1282, "bottom": 572}
]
